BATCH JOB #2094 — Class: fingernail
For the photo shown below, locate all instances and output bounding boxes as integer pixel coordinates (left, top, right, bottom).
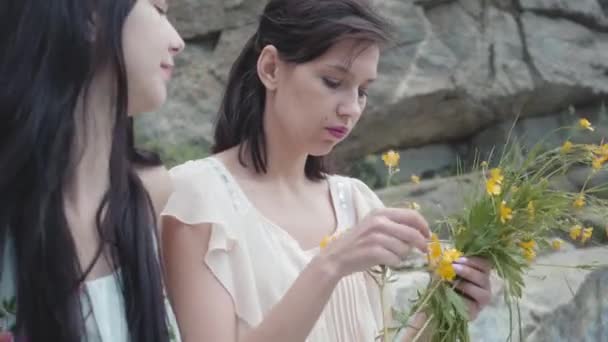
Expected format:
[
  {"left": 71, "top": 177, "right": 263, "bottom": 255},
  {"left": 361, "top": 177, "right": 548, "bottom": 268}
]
[
  {"left": 456, "top": 257, "right": 468, "bottom": 264},
  {"left": 453, "top": 264, "right": 463, "bottom": 272}
]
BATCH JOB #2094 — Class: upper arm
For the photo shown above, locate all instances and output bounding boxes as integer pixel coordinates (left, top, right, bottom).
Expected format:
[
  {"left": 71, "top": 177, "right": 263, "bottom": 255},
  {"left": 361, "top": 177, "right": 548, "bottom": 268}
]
[
  {"left": 161, "top": 216, "right": 239, "bottom": 342},
  {"left": 137, "top": 165, "right": 173, "bottom": 219}
]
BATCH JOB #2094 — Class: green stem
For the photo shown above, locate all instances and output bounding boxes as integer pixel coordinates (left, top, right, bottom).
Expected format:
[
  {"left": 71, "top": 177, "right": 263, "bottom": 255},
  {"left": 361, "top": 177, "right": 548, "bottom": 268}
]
[
  {"left": 380, "top": 282, "right": 389, "bottom": 341},
  {"left": 410, "top": 279, "right": 442, "bottom": 320},
  {"left": 411, "top": 313, "right": 434, "bottom": 342},
  {"left": 535, "top": 263, "right": 608, "bottom": 270},
  {"left": 386, "top": 167, "right": 394, "bottom": 188}
]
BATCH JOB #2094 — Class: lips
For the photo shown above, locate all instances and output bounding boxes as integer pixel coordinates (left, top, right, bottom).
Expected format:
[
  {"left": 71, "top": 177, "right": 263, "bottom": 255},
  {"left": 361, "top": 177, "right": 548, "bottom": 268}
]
[
  {"left": 326, "top": 126, "right": 348, "bottom": 139},
  {"left": 161, "top": 63, "right": 174, "bottom": 80}
]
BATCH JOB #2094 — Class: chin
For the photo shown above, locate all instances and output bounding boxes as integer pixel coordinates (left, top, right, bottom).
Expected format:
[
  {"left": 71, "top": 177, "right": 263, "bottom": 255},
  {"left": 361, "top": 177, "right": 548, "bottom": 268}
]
[
  {"left": 129, "top": 87, "right": 167, "bottom": 115},
  {"left": 309, "top": 143, "right": 336, "bottom": 157}
]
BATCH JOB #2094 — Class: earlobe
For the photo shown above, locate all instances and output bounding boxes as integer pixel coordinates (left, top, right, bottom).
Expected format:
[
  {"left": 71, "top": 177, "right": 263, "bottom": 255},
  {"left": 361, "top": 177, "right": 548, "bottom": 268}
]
[
  {"left": 87, "top": 13, "right": 98, "bottom": 43},
  {"left": 257, "top": 45, "right": 280, "bottom": 91}
]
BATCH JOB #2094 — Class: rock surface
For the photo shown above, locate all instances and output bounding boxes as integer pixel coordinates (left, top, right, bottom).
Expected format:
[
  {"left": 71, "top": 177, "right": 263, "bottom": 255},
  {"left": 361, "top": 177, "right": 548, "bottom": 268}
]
[{"left": 136, "top": 0, "right": 608, "bottom": 167}]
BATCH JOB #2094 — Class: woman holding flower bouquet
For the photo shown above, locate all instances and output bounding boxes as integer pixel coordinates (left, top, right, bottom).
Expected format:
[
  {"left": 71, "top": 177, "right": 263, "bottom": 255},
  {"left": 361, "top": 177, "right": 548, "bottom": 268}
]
[
  {"left": 0, "top": 0, "right": 184, "bottom": 341},
  {"left": 162, "top": 0, "right": 492, "bottom": 341}
]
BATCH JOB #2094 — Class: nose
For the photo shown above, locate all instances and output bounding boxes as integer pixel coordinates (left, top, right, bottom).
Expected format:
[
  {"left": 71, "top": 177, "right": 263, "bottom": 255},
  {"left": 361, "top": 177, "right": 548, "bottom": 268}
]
[
  {"left": 336, "top": 91, "right": 363, "bottom": 120},
  {"left": 169, "top": 27, "right": 185, "bottom": 56},
  {"left": 170, "top": 37, "right": 185, "bottom": 56}
]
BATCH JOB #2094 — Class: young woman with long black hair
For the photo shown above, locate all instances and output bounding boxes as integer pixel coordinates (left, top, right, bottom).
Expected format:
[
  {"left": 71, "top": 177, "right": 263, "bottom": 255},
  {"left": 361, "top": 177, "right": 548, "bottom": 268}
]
[{"left": 0, "top": 1, "right": 184, "bottom": 341}]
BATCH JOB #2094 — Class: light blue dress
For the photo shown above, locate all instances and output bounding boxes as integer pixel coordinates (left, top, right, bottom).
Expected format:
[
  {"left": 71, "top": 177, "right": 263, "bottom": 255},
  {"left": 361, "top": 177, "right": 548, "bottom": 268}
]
[{"left": 0, "top": 241, "right": 181, "bottom": 341}]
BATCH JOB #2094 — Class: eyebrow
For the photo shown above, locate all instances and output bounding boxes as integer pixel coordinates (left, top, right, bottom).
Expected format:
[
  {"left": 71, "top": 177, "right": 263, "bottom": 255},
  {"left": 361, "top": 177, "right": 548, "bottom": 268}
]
[
  {"left": 325, "top": 64, "right": 376, "bottom": 83},
  {"left": 157, "top": 0, "right": 168, "bottom": 9}
]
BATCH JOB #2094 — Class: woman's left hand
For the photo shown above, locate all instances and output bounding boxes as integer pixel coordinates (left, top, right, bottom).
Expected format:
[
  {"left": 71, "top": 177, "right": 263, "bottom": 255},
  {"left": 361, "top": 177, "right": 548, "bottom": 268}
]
[{"left": 452, "top": 257, "right": 493, "bottom": 321}]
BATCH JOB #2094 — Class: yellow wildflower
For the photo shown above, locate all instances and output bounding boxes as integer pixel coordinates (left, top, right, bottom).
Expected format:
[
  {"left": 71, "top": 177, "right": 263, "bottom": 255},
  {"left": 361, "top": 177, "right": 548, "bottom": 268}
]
[
  {"left": 597, "top": 144, "right": 608, "bottom": 158},
  {"left": 570, "top": 225, "right": 582, "bottom": 241},
  {"left": 579, "top": 118, "right": 594, "bottom": 131},
  {"left": 527, "top": 201, "right": 535, "bottom": 219},
  {"left": 560, "top": 140, "right": 573, "bottom": 154},
  {"left": 588, "top": 143, "right": 605, "bottom": 156},
  {"left": 486, "top": 168, "right": 504, "bottom": 196},
  {"left": 518, "top": 239, "right": 536, "bottom": 262},
  {"left": 436, "top": 260, "right": 457, "bottom": 282},
  {"left": 319, "top": 235, "right": 332, "bottom": 249},
  {"left": 410, "top": 202, "right": 421, "bottom": 211},
  {"left": 573, "top": 194, "right": 586, "bottom": 209},
  {"left": 486, "top": 178, "right": 502, "bottom": 196},
  {"left": 518, "top": 240, "right": 536, "bottom": 250},
  {"left": 490, "top": 168, "right": 504, "bottom": 183},
  {"left": 592, "top": 155, "right": 607, "bottom": 170},
  {"left": 522, "top": 248, "right": 536, "bottom": 262},
  {"left": 319, "top": 233, "right": 340, "bottom": 249},
  {"left": 410, "top": 174, "right": 421, "bottom": 184},
  {"left": 443, "top": 248, "right": 463, "bottom": 263},
  {"left": 428, "top": 233, "right": 442, "bottom": 266},
  {"left": 581, "top": 227, "right": 593, "bottom": 244},
  {"left": 500, "top": 201, "right": 513, "bottom": 224},
  {"left": 552, "top": 239, "right": 564, "bottom": 250},
  {"left": 382, "top": 150, "right": 400, "bottom": 168},
  {"left": 592, "top": 157, "right": 603, "bottom": 170}
]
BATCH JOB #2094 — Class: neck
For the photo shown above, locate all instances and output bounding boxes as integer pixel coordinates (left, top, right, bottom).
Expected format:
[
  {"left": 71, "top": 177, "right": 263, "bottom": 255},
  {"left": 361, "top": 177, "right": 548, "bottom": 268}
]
[
  {"left": 245, "top": 106, "right": 311, "bottom": 186},
  {"left": 63, "top": 71, "right": 115, "bottom": 211}
]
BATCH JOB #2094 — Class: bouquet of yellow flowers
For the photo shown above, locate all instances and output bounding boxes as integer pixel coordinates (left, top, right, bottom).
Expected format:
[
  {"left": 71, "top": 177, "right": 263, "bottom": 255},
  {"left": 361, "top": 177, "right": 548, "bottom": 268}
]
[{"left": 380, "top": 118, "right": 608, "bottom": 342}]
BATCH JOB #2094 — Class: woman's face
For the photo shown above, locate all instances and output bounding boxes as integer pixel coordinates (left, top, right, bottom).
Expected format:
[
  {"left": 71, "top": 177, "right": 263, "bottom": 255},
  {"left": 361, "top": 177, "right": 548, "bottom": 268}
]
[
  {"left": 122, "top": 0, "right": 185, "bottom": 115},
  {"left": 266, "top": 39, "right": 380, "bottom": 156}
]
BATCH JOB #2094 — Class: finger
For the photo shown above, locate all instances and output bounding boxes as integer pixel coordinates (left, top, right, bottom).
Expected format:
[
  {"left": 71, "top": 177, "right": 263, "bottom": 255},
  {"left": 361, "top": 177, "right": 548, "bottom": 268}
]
[
  {"left": 379, "top": 208, "right": 431, "bottom": 238},
  {"left": 453, "top": 263, "right": 490, "bottom": 289},
  {"left": 452, "top": 284, "right": 479, "bottom": 321},
  {"left": 378, "top": 219, "right": 429, "bottom": 253},
  {"left": 370, "top": 245, "right": 403, "bottom": 268},
  {"left": 462, "top": 296, "right": 479, "bottom": 321},
  {"left": 368, "top": 232, "right": 412, "bottom": 260},
  {"left": 454, "top": 256, "right": 492, "bottom": 273},
  {"left": 454, "top": 280, "right": 491, "bottom": 309}
]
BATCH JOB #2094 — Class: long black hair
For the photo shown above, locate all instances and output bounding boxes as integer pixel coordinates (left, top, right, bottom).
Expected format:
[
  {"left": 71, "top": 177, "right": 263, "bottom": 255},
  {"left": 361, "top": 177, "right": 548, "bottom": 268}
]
[
  {"left": 0, "top": 1, "right": 170, "bottom": 341},
  {"left": 213, "top": 0, "right": 391, "bottom": 180}
]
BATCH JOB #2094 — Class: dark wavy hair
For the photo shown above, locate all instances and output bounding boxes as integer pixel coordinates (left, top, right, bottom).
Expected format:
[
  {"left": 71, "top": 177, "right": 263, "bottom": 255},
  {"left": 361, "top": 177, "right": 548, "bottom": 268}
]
[
  {"left": 0, "top": 1, "right": 170, "bottom": 341},
  {"left": 212, "top": 0, "right": 391, "bottom": 180}
]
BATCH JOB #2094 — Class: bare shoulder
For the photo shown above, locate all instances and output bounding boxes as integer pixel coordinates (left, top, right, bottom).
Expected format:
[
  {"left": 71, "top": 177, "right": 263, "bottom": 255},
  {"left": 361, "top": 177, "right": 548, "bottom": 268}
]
[{"left": 136, "top": 164, "right": 173, "bottom": 217}]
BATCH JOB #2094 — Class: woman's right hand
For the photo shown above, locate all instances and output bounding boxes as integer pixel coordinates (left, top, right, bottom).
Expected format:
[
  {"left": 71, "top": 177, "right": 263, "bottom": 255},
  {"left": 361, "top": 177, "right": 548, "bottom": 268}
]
[{"left": 321, "top": 208, "right": 431, "bottom": 277}]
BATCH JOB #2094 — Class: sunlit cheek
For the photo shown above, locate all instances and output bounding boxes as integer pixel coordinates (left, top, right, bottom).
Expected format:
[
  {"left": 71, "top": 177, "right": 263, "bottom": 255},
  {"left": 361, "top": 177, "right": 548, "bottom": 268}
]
[{"left": 359, "top": 98, "right": 367, "bottom": 112}]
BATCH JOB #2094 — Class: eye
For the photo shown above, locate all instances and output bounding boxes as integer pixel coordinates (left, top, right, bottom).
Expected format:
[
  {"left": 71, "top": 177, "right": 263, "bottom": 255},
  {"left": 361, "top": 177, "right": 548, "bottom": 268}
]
[
  {"left": 358, "top": 88, "right": 369, "bottom": 98},
  {"left": 154, "top": 4, "right": 167, "bottom": 15},
  {"left": 322, "top": 77, "right": 341, "bottom": 89}
]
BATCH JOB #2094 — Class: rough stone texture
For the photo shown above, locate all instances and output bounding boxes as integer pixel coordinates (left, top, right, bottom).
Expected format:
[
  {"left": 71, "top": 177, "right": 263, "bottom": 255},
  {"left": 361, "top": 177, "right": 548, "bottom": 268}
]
[
  {"left": 335, "top": 0, "right": 606, "bottom": 163},
  {"left": 358, "top": 102, "right": 608, "bottom": 194},
  {"left": 523, "top": 266, "right": 608, "bottom": 342},
  {"left": 377, "top": 172, "right": 478, "bottom": 227},
  {"left": 168, "top": 0, "right": 265, "bottom": 39},
  {"left": 364, "top": 143, "right": 466, "bottom": 187},
  {"left": 137, "top": 0, "right": 608, "bottom": 166}
]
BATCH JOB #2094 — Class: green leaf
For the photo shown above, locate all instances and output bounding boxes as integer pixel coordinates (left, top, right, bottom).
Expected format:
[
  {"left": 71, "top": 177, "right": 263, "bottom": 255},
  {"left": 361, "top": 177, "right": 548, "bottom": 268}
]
[{"left": 445, "top": 287, "right": 468, "bottom": 320}]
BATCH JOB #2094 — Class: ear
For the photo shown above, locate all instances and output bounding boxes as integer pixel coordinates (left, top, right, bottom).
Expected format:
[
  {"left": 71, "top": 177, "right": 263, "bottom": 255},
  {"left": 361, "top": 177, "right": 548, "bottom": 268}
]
[
  {"left": 87, "top": 13, "right": 98, "bottom": 42},
  {"left": 257, "top": 45, "right": 281, "bottom": 91}
]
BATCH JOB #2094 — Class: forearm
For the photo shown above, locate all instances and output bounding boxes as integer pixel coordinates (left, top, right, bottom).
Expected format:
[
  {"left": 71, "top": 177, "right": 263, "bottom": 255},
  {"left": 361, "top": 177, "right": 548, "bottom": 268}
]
[{"left": 241, "top": 254, "right": 341, "bottom": 342}]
